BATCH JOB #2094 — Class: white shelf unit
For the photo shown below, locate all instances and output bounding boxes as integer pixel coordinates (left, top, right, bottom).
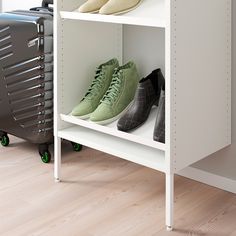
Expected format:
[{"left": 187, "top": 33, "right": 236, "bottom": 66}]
[
  {"left": 54, "top": 0, "right": 231, "bottom": 230},
  {"left": 60, "top": 0, "right": 166, "bottom": 28}
]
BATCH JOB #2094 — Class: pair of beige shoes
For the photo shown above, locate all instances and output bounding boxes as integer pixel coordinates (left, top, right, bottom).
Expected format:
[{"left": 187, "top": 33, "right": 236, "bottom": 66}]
[{"left": 76, "top": 0, "right": 142, "bottom": 15}]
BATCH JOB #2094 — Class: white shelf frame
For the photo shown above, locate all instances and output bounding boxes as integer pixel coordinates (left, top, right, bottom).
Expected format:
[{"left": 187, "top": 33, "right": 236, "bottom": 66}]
[
  {"left": 60, "top": 0, "right": 165, "bottom": 28},
  {"left": 54, "top": 0, "right": 232, "bottom": 231},
  {"left": 58, "top": 126, "right": 166, "bottom": 172},
  {"left": 60, "top": 112, "right": 166, "bottom": 151}
]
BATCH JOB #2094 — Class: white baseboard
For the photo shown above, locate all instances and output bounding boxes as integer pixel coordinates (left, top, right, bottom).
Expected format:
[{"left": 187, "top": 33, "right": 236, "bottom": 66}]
[{"left": 178, "top": 167, "right": 236, "bottom": 194}]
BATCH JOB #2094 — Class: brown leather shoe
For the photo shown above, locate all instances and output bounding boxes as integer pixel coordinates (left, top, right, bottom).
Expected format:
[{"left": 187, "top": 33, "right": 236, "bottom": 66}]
[
  {"left": 153, "top": 91, "right": 165, "bottom": 143},
  {"left": 117, "top": 69, "right": 165, "bottom": 132}
]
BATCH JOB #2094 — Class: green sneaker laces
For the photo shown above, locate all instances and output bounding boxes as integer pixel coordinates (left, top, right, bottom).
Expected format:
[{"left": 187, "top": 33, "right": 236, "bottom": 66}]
[
  {"left": 101, "top": 69, "right": 122, "bottom": 105},
  {"left": 84, "top": 67, "right": 105, "bottom": 100}
]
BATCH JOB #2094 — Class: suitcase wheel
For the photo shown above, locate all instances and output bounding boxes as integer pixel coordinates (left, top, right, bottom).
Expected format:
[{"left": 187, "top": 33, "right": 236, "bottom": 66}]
[
  {"left": 71, "top": 142, "right": 83, "bottom": 152},
  {"left": 39, "top": 144, "right": 51, "bottom": 163},
  {"left": 40, "top": 151, "right": 51, "bottom": 164},
  {"left": 0, "top": 134, "right": 10, "bottom": 147}
]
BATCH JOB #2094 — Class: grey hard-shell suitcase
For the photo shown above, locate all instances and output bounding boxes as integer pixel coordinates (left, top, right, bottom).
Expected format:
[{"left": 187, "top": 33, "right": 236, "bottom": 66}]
[{"left": 0, "top": 0, "right": 56, "bottom": 163}]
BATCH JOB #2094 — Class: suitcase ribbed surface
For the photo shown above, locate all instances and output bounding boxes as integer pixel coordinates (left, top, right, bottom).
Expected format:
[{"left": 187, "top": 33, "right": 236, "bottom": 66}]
[
  {"left": 0, "top": 26, "right": 12, "bottom": 61},
  {"left": 0, "top": 12, "right": 53, "bottom": 144}
]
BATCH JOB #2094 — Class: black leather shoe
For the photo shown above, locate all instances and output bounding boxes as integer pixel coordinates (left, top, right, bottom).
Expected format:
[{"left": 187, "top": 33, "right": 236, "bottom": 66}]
[
  {"left": 153, "top": 90, "right": 165, "bottom": 143},
  {"left": 117, "top": 68, "right": 165, "bottom": 132}
]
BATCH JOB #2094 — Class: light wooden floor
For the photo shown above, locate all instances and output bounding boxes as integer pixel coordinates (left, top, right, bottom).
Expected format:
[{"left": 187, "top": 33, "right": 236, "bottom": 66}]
[{"left": 0, "top": 136, "right": 236, "bottom": 236}]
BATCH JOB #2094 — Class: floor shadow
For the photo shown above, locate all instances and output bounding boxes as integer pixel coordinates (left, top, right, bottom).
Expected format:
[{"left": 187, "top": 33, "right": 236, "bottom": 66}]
[{"left": 172, "top": 228, "right": 223, "bottom": 236}]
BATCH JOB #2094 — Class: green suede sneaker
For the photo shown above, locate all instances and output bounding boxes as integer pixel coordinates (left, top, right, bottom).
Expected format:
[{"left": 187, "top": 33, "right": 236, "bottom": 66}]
[
  {"left": 90, "top": 61, "right": 139, "bottom": 125},
  {"left": 71, "top": 58, "right": 119, "bottom": 118}
]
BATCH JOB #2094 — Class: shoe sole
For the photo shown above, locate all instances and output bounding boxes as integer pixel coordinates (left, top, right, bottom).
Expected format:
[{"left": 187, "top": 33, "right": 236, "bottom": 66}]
[
  {"left": 100, "top": 0, "right": 143, "bottom": 16},
  {"left": 90, "top": 101, "right": 133, "bottom": 125},
  {"left": 117, "top": 117, "right": 148, "bottom": 132},
  {"left": 71, "top": 112, "right": 92, "bottom": 120},
  {"left": 76, "top": 9, "right": 99, "bottom": 13}
]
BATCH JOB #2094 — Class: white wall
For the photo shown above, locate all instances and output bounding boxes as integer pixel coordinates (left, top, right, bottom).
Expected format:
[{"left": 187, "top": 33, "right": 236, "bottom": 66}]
[
  {"left": 2, "top": 0, "right": 42, "bottom": 11},
  {"left": 1, "top": 0, "right": 236, "bottom": 182}
]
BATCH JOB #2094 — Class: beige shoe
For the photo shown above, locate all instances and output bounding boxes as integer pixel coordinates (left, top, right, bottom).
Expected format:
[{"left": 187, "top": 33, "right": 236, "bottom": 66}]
[
  {"left": 76, "top": 0, "right": 109, "bottom": 13},
  {"left": 99, "top": 0, "right": 142, "bottom": 15}
]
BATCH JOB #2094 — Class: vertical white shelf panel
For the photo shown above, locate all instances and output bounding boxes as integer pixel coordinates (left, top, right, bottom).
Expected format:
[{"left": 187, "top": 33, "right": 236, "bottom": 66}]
[
  {"left": 168, "top": 0, "right": 232, "bottom": 172},
  {"left": 123, "top": 25, "right": 165, "bottom": 77},
  {"left": 54, "top": 0, "right": 231, "bottom": 231}
]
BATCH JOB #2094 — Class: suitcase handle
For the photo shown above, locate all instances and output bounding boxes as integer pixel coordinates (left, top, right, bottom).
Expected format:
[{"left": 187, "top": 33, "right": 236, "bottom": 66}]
[
  {"left": 30, "top": 0, "right": 53, "bottom": 12},
  {"left": 30, "top": 6, "right": 53, "bottom": 12},
  {"left": 42, "top": 0, "right": 53, "bottom": 8}
]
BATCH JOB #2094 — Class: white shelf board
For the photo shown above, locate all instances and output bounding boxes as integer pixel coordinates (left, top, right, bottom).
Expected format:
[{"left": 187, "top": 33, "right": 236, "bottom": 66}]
[
  {"left": 60, "top": 106, "right": 165, "bottom": 151},
  {"left": 58, "top": 125, "right": 166, "bottom": 172},
  {"left": 60, "top": 0, "right": 166, "bottom": 28}
]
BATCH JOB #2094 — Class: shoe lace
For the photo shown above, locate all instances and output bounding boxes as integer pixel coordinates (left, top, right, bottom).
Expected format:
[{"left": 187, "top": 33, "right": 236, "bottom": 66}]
[
  {"left": 101, "top": 69, "right": 122, "bottom": 105},
  {"left": 84, "top": 68, "right": 105, "bottom": 99}
]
